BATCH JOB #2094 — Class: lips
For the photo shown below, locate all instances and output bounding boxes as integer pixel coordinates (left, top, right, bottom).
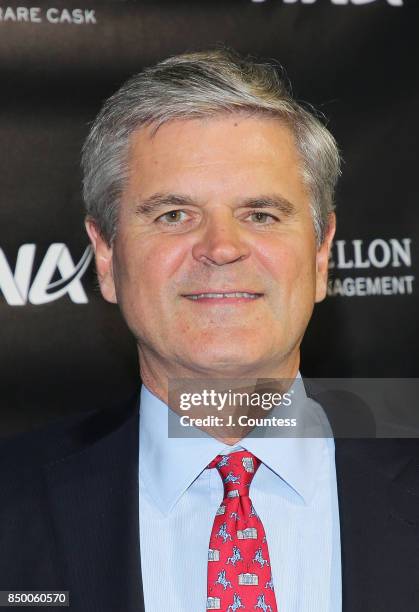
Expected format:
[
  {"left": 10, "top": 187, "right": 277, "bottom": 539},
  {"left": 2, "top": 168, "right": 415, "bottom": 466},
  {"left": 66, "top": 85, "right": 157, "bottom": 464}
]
[{"left": 183, "top": 291, "right": 263, "bottom": 300}]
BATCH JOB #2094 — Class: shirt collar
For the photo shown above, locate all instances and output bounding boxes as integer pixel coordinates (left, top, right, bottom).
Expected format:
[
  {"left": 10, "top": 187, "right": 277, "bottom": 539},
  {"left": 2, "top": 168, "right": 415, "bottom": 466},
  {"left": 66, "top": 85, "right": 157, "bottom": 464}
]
[
  {"left": 139, "top": 373, "right": 329, "bottom": 515},
  {"left": 139, "top": 385, "right": 230, "bottom": 515}
]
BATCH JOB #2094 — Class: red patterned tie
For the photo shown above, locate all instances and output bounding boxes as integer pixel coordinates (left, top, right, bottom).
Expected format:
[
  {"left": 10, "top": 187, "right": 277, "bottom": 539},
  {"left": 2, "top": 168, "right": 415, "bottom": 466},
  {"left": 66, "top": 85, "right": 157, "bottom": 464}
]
[{"left": 206, "top": 450, "right": 278, "bottom": 611}]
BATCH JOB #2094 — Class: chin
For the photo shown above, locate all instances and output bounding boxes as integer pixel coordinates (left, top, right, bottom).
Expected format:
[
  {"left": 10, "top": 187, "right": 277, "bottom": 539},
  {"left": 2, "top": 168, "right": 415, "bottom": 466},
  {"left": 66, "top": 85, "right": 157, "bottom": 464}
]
[{"left": 187, "top": 344, "right": 266, "bottom": 375}]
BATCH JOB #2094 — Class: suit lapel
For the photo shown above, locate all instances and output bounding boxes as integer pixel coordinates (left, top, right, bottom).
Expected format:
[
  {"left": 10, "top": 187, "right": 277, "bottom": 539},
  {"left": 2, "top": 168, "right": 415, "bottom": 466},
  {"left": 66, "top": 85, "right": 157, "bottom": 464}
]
[
  {"left": 335, "top": 438, "right": 419, "bottom": 612},
  {"left": 44, "top": 397, "right": 144, "bottom": 612}
]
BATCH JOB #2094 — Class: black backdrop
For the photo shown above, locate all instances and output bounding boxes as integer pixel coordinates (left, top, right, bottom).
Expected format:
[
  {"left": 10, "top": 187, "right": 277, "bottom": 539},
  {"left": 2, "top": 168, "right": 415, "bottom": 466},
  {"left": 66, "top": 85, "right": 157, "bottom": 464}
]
[{"left": 1, "top": 0, "right": 417, "bottom": 435}]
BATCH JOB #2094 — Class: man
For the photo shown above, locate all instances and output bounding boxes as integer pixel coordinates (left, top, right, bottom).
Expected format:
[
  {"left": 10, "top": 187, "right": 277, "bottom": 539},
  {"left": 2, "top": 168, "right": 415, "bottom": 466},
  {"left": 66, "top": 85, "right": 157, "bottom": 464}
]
[{"left": 1, "top": 50, "right": 418, "bottom": 612}]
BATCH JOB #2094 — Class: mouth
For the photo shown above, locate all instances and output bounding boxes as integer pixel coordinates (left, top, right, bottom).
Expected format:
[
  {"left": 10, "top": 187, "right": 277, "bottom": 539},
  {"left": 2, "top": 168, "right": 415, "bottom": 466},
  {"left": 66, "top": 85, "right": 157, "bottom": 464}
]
[{"left": 182, "top": 291, "right": 263, "bottom": 303}]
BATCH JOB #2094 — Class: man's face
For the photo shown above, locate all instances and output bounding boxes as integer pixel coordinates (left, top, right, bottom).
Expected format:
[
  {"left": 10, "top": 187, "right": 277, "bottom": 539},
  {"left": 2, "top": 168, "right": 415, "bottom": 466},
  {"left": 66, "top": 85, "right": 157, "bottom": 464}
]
[{"left": 88, "top": 115, "right": 335, "bottom": 378}]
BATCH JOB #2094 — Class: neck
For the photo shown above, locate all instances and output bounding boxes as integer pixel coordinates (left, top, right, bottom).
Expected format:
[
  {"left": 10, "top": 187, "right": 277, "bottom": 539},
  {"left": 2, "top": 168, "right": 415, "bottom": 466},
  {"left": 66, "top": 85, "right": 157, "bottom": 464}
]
[{"left": 138, "top": 346, "right": 300, "bottom": 445}]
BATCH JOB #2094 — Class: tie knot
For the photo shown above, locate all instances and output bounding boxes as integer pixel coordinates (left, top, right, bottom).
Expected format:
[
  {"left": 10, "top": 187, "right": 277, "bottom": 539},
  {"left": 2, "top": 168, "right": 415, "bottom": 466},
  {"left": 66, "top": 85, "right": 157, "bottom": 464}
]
[{"left": 208, "top": 450, "right": 260, "bottom": 498}]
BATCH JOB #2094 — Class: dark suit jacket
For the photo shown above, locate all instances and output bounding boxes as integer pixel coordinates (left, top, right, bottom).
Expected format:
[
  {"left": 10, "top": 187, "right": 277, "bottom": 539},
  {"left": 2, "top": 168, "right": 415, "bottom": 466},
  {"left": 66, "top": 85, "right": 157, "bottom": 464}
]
[{"left": 1, "top": 390, "right": 419, "bottom": 612}]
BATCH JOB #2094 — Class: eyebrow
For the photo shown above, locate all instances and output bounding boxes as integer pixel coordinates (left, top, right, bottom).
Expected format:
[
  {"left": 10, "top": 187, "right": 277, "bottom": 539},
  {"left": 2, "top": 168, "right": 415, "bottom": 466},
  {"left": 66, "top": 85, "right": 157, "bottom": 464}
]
[
  {"left": 134, "top": 193, "right": 297, "bottom": 218},
  {"left": 134, "top": 193, "right": 194, "bottom": 217},
  {"left": 240, "top": 195, "right": 297, "bottom": 217}
]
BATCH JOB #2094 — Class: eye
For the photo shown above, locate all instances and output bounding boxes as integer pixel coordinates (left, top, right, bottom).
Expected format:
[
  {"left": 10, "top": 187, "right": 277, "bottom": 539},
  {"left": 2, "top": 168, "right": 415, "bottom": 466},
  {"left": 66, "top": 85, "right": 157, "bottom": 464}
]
[
  {"left": 248, "top": 212, "right": 278, "bottom": 224},
  {"left": 156, "top": 210, "right": 188, "bottom": 224}
]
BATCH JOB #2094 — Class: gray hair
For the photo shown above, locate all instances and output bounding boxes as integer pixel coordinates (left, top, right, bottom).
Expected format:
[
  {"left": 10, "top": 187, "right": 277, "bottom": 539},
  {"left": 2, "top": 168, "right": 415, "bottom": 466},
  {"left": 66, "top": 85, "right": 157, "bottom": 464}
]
[{"left": 82, "top": 49, "right": 341, "bottom": 246}]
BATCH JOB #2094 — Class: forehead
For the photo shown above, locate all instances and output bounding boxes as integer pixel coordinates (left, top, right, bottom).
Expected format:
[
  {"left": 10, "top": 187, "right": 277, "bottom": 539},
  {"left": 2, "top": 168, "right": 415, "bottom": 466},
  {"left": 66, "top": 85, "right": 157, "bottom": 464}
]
[{"left": 124, "top": 114, "right": 308, "bottom": 205}]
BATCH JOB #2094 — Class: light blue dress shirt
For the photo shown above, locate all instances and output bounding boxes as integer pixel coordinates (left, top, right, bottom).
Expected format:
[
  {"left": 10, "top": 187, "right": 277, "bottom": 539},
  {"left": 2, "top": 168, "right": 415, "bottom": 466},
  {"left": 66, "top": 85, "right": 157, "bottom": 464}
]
[{"left": 138, "top": 375, "right": 342, "bottom": 612}]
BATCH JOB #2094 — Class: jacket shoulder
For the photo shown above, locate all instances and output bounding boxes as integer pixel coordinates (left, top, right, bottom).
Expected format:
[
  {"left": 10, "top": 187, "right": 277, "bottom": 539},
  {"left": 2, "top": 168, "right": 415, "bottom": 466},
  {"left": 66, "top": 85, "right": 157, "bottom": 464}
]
[{"left": 0, "top": 393, "right": 139, "bottom": 475}]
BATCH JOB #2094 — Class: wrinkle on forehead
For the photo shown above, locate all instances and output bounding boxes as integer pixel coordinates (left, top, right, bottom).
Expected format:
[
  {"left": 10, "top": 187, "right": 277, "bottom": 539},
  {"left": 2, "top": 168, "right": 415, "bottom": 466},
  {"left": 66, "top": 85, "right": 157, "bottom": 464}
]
[{"left": 123, "top": 115, "right": 310, "bottom": 213}]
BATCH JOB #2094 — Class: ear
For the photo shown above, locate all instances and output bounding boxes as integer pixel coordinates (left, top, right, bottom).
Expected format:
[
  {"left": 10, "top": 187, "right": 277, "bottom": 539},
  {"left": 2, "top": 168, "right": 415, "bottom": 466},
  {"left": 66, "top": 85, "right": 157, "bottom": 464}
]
[
  {"left": 85, "top": 218, "right": 117, "bottom": 304},
  {"left": 315, "top": 212, "right": 336, "bottom": 303}
]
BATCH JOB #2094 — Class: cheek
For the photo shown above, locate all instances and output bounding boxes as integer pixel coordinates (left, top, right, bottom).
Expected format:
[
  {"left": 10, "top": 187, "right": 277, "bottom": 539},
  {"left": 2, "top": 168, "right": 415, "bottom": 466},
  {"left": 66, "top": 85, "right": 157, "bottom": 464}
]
[
  {"left": 259, "top": 239, "right": 314, "bottom": 282},
  {"left": 256, "top": 239, "right": 317, "bottom": 309},
  {"left": 116, "top": 236, "right": 189, "bottom": 302},
  {"left": 144, "top": 239, "right": 191, "bottom": 296}
]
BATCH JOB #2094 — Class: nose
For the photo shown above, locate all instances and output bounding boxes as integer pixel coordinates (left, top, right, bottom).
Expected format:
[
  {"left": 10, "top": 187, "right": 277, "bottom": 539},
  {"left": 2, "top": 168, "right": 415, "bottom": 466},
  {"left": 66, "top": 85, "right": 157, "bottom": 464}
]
[{"left": 191, "top": 209, "right": 251, "bottom": 267}]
